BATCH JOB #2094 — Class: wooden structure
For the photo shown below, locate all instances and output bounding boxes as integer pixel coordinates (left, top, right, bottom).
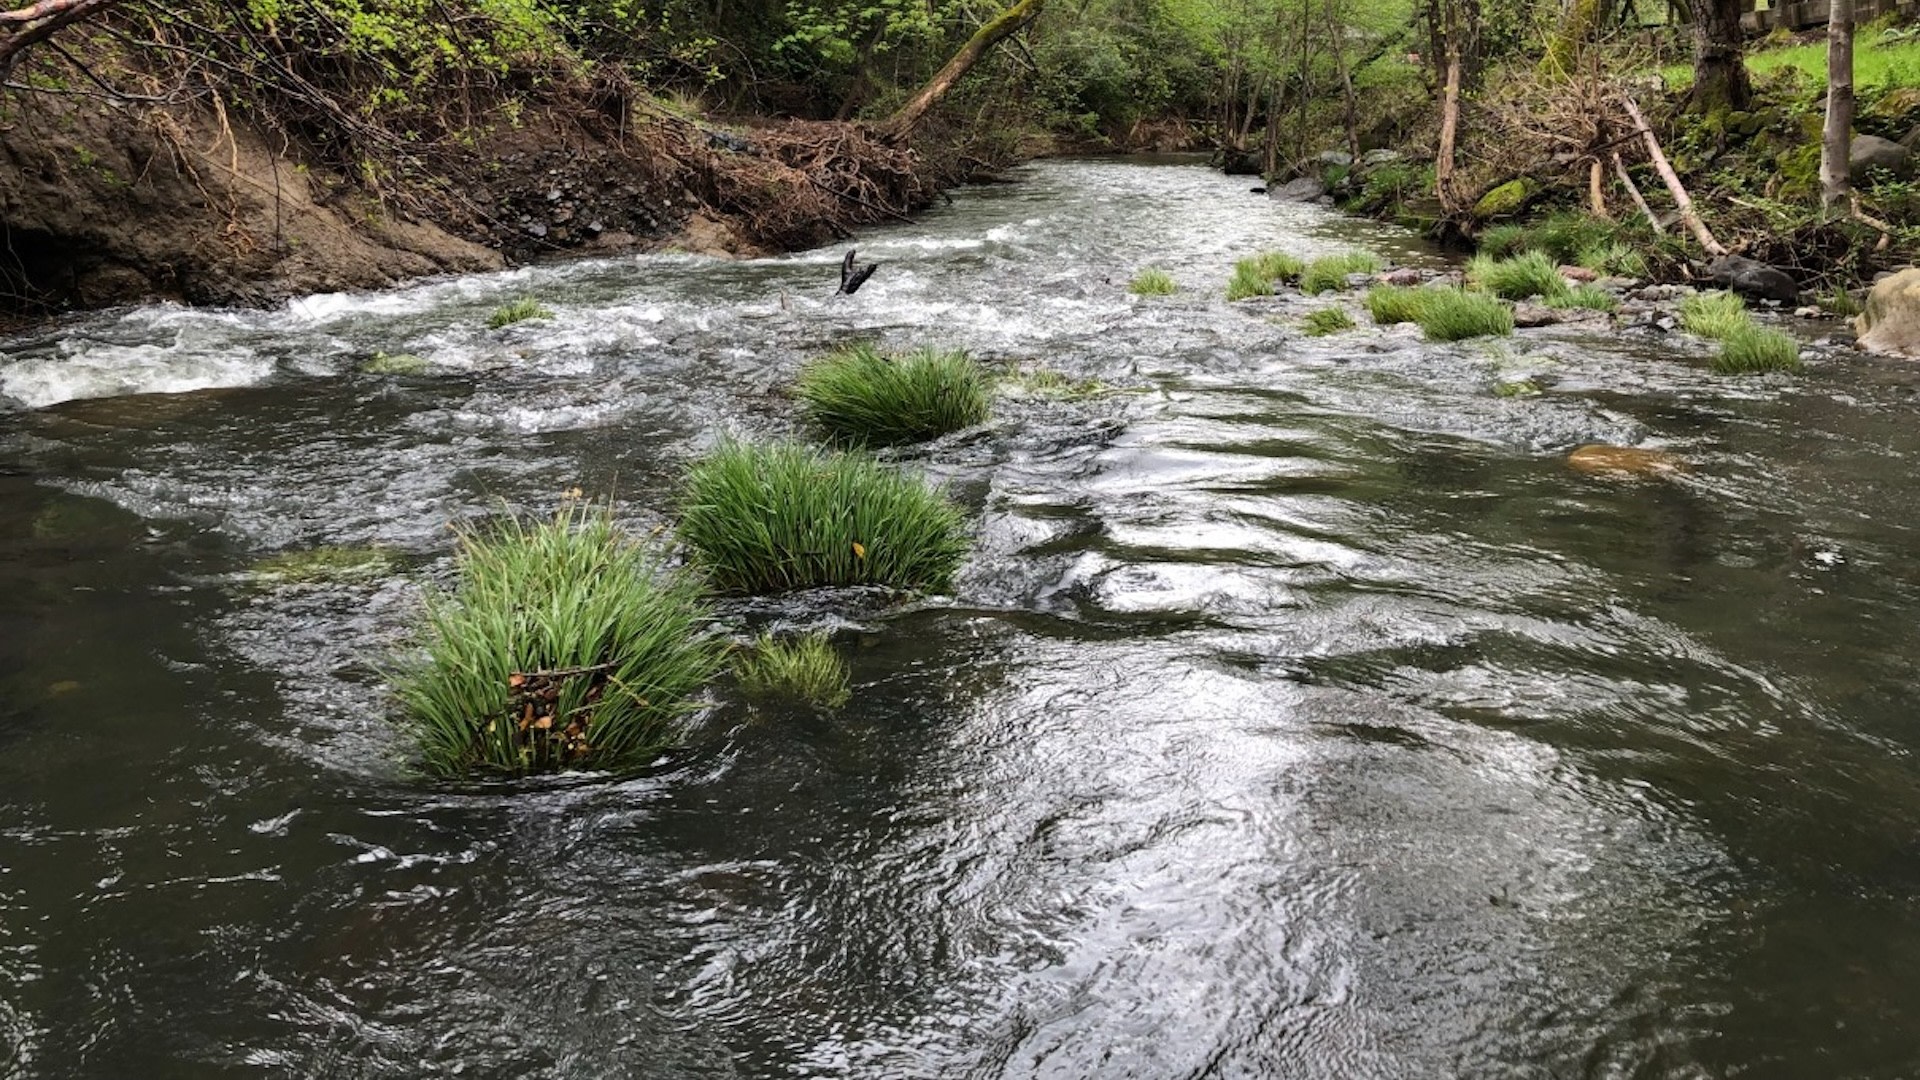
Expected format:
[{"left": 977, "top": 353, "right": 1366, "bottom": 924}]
[{"left": 1740, "top": 0, "right": 1916, "bottom": 31}]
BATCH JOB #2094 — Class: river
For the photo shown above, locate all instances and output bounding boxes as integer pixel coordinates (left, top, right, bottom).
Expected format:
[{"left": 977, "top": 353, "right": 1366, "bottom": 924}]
[{"left": 3, "top": 157, "right": 1919, "bottom": 1077}]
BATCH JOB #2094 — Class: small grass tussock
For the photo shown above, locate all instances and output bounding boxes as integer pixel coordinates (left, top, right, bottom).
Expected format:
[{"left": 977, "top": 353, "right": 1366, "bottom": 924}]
[
  {"left": 1494, "top": 378, "right": 1542, "bottom": 397},
  {"left": 1129, "top": 268, "right": 1178, "bottom": 296},
  {"left": 1365, "top": 285, "right": 1433, "bottom": 324},
  {"left": 1821, "top": 287, "right": 1863, "bottom": 317},
  {"left": 487, "top": 297, "right": 554, "bottom": 328},
  {"left": 1544, "top": 284, "right": 1620, "bottom": 312},
  {"left": 363, "top": 351, "right": 429, "bottom": 375},
  {"left": 998, "top": 365, "right": 1109, "bottom": 399},
  {"left": 1467, "top": 251, "right": 1569, "bottom": 300},
  {"left": 797, "top": 343, "right": 990, "bottom": 446},
  {"left": 1713, "top": 324, "right": 1803, "bottom": 374},
  {"left": 1476, "top": 223, "right": 1534, "bottom": 259},
  {"left": 1301, "top": 308, "right": 1357, "bottom": 336},
  {"left": 1227, "top": 260, "right": 1275, "bottom": 301},
  {"left": 1679, "top": 290, "right": 1753, "bottom": 340},
  {"left": 1415, "top": 287, "right": 1515, "bottom": 341},
  {"left": 388, "top": 506, "right": 724, "bottom": 778},
  {"left": 1300, "top": 251, "right": 1385, "bottom": 295},
  {"left": 251, "top": 544, "right": 400, "bottom": 585},
  {"left": 1248, "top": 251, "right": 1306, "bottom": 282},
  {"left": 1575, "top": 241, "right": 1648, "bottom": 279},
  {"left": 734, "top": 633, "right": 851, "bottom": 708},
  {"left": 678, "top": 440, "right": 969, "bottom": 595}
]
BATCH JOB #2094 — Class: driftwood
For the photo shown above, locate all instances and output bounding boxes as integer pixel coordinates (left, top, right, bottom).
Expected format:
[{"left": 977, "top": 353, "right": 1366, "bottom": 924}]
[
  {"left": 885, "top": 0, "right": 1045, "bottom": 138},
  {"left": 1611, "top": 151, "right": 1665, "bottom": 234},
  {"left": 1618, "top": 93, "right": 1726, "bottom": 255},
  {"left": 0, "top": 0, "right": 115, "bottom": 75}
]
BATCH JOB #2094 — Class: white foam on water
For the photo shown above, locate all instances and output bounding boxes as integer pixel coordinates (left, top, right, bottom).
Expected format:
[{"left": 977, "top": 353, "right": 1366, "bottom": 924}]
[{"left": 0, "top": 338, "right": 274, "bottom": 408}]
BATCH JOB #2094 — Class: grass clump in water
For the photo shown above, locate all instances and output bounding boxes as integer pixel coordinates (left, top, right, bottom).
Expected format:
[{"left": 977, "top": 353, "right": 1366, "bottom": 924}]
[
  {"left": 1300, "top": 251, "right": 1384, "bottom": 295},
  {"left": 1713, "top": 324, "right": 1803, "bottom": 374},
  {"left": 1679, "top": 290, "right": 1752, "bottom": 340},
  {"left": 487, "top": 298, "right": 554, "bottom": 329},
  {"left": 363, "top": 351, "right": 429, "bottom": 375},
  {"left": 1467, "top": 250, "right": 1568, "bottom": 300},
  {"left": 797, "top": 343, "right": 990, "bottom": 447},
  {"left": 678, "top": 441, "right": 968, "bottom": 595},
  {"left": 1365, "top": 285, "right": 1432, "bottom": 325},
  {"left": 1227, "top": 251, "right": 1306, "bottom": 300},
  {"left": 1414, "top": 287, "right": 1514, "bottom": 341},
  {"left": 388, "top": 506, "right": 724, "bottom": 778},
  {"left": 251, "top": 544, "right": 399, "bottom": 585},
  {"left": 734, "top": 633, "right": 851, "bottom": 708},
  {"left": 1544, "top": 284, "right": 1619, "bottom": 313},
  {"left": 1301, "top": 308, "right": 1357, "bottom": 336},
  {"left": 1129, "top": 268, "right": 1178, "bottom": 296}
]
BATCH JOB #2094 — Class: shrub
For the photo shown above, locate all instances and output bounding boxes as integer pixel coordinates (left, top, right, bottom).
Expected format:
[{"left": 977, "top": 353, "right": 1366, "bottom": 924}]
[
  {"left": 1544, "top": 284, "right": 1620, "bottom": 312},
  {"left": 1679, "top": 290, "right": 1753, "bottom": 340},
  {"left": 1300, "top": 250, "right": 1385, "bottom": 295},
  {"left": 389, "top": 507, "right": 723, "bottom": 777},
  {"left": 1301, "top": 308, "right": 1357, "bottom": 336},
  {"left": 1713, "top": 325, "right": 1803, "bottom": 374},
  {"left": 1415, "top": 287, "right": 1515, "bottom": 341},
  {"left": 678, "top": 441, "right": 969, "bottom": 594},
  {"left": 1468, "top": 250, "right": 1568, "bottom": 300},
  {"left": 734, "top": 633, "right": 851, "bottom": 708},
  {"left": 797, "top": 343, "right": 991, "bottom": 447},
  {"left": 487, "top": 298, "right": 554, "bottom": 328},
  {"left": 1129, "top": 268, "right": 1177, "bottom": 296},
  {"left": 1365, "top": 285, "right": 1433, "bottom": 324}
]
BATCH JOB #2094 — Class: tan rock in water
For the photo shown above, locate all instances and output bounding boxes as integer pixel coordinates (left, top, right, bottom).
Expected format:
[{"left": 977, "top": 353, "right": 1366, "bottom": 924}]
[
  {"left": 1856, "top": 267, "right": 1920, "bottom": 359},
  {"left": 1566, "top": 444, "right": 1687, "bottom": 478}
]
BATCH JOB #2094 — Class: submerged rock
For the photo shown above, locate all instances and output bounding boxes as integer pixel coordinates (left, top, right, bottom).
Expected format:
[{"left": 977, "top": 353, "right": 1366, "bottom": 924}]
[
  {"left": 1567, "top": 445, "right": 1687, "bottom": 479},
  {"left": 1856, "top": 267, "right": 1920, "bottom": 359}
]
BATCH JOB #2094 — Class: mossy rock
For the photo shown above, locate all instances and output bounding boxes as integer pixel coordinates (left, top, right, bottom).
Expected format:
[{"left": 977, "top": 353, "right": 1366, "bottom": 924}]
[
  {"left": 1724, "top": 111, "right": 1765, "bottom": 138},
  {"left": 1472, "top": 179, "right": 1537, "bottom": 221}
]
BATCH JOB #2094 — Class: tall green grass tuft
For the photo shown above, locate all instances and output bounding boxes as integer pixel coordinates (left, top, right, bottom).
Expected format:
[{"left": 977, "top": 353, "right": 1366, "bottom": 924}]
[
  {"left": 1365, "top": 285, "right": 1433, "bottom": 324},
  {"left": 797, "top": 343, "right": 990, "bottom": 447},
  {"left": 679, "top": 441, "right": 969, "bottom": 594},
  {"left": 1476, "top": 223, "right": 1533, "bottom": 259},
  {"left": 1679, "top": 290, "right": 1752, "bottom": 340},
  {"left": 1415, "top": 287, "right": 1515, "bottom": 341},
  {"left": 1301, "top": 308, "right": 1357, "bottom": 336},
  {"left": 1129, "top": 268, "right": 1178, "bottom": 296},
  {"left": 487, "top": 298, "right": 553, "bottom": 329},
  {"left": 1249, "top": 251, "right": 1306, "bottom": 282},
  {"left": 1544, "top": 284, "right": 1619, "bottom": 312},
  {"left": 388, "top": 506, "right": 723, "bottom": 778},
  {"left": 734, "top": 633, "right": 851, "bottom": 708},
  {"left": 1300, "top": 251, "right": 1385, "bottom": 295},
  {"left": 1576, "top": 241, "right": 1648, "bottom": 279},
  {"left": 1713, "top": 325, "right": 1803, "bottom": 374},
  {"left": 1227, "top": 251, "right": 1305, "bottom": 301},
  {"left": 1467, "top": 250, "right": 1569, "bottom": 300}
]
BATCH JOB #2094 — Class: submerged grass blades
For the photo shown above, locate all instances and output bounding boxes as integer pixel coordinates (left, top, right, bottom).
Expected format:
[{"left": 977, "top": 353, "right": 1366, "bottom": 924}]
[
  {"left": 388, "top": 505, "right": 724, "bottom": 778},
  {"left": 797, "top": 343, "right": 991, "bottom": 446},
  {"left": 1301, "top": 308, "right": 1356, "bottom": 336},
  {"left": 678, "top": 440, "right": 969, "bottom": 595},
  {"left": 487, "top": 297, "right": 554, "bottom": 329},
  {"left": 734, "top": 633, "right": 851, "bottom": 708}
]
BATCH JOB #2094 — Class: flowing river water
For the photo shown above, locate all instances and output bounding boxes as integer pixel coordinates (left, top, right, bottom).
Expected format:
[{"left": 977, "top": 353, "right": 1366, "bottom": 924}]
[{"left": 2, "top": 157, "right": 1919, "bottom": 1077}]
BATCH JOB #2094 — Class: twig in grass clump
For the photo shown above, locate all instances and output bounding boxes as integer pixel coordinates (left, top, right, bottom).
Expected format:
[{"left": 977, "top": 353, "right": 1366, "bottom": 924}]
[
  {"left": 797, "top": 342, "right": 990, "bottom": 446},
  {"left": 678, "top": 440, "right": 969, "bottom": 595},
  {"left": 1415, "top": 287, "right": 1514, "bottom": 341},
  {"left": 1300, "top": 251, "right": 1384, "bottom": 295},
  {"left": 734, "top": 633, "right": 851, "bottom": 708},
  {"left": 1129, "top": 268, "right": 1177, "bottom": 296},
  {"left": 1544, "top": 284, "right": 1619, "bottom": 312},
  {"left": 1713, "top": 324, "right": 1802, "bottom": 374},
  {"left": 487, "top": 297, "right": 553, "bottom": 329},
  {"left": 1467, "top": 250, "right": 1569, "bottom": 300},
  {"left": 1679, "top": 290, "right": 1752, "bottom": 340},
  {"left": 1301, "top": 308, "right": 1357, "bottom": 336},
  {"left": 387, "top": 504, "right": 724, "bottom": 778},
  {"left": 1365, "top": 285, "right": 1434, "bottom": 324}
]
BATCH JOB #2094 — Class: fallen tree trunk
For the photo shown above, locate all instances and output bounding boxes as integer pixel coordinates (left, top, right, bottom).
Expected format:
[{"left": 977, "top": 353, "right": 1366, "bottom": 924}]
[
  {"left": 1618, "top": 93, "right": 1725, "bottom": 256},
  {"left": 884, "top": 0, "right": 1045, "bottom": 139}
]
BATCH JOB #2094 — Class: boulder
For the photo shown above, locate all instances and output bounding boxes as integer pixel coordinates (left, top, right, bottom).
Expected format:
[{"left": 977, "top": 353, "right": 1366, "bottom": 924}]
[
  {"left": 1268, "top": 176, "right": 1328, "bottom": 202},
  {"left": 1567, "top": 445, "right": 1687, "bottom": 479},
  {"left": 1360, "top": 149, "right": 1405, "bottom": 167},
  {"left": 1315, "top": 150, "right": 1354, "bottom": 168},
  {"left": 1855, "top": 266, "right": 1920, "bottom": 359},
  {"left": 1850, "top": 134, "right": 1913, "bottom": 178},
  {"left": 1380, "top": 267, "right": 1423, "bottom": 286},
  {"left": 1708, "top": 255, "right": 1798, "bottom": 305}
]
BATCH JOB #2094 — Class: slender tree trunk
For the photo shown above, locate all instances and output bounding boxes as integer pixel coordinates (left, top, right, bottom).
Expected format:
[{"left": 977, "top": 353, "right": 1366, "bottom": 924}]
[
  {"left": 1327, "top": 0, "right": 1361, "bottom": 162},
  {"left": 1688, "top": 0, "right": 1750, "bottom": 112},
  {"left": 1620, "top": 93, "right": 1726, "bottom": 254},
  {"left": 1589, "top": 159, "right": 1610, "bottom": 217},
  {"left": 1612, "top": 151, "right": 1664, "bottom": 233},
  {"left": 1820, "top": 0, "right": 1854, "bottom": 214},
  {"left": 884, "top": 0, "right": 1046, "bottom": 137},
  {"left": 1435, "top": 40, "right": 1462, "bottom": 210}
]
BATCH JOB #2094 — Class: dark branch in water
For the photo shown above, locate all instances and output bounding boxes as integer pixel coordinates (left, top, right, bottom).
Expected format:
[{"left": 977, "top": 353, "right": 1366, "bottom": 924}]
[{"left": 839, "top": 249, "right": 880, "bottom": 295}]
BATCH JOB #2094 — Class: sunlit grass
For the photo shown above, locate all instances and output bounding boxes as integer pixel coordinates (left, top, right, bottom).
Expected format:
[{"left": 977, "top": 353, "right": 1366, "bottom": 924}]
[
  {"left": 487, "top": 297, "right": 554, "bottom": 328},
  {"left": 1129, "top": 268, "right": 1178, "bottom": 295},
  {"left": 1365, "top": 284, "right": 1433, "bottom": 324},
  {"left": 797, "top": 342, "right": 990, "bottom": 447},
  {"left": 1300, "top": 251, "right": 1385, "bottom": 295},
  {"left": 1714, "top": 324, "right": 1803, "bottom": 374},
  {"left": 734, "top": 633, "right": 851, "bottom": 708},
  {"left": 1468, "top": 250, "right": 1569, "bottom": 300},
  {"left": 387, "top": 505, "right": 723, "bottom": 778},
  {"left": 678, "top": 440, "right": 969, "bottom": 595},
  {"left": 1415, "top": 287, "right": 1515, "bottom": 341},
  {"left": 1544, "top": 284, "right": 1620, "bottom": 312},
  {"left": 1680, "top": 290, "right": 1753, "bottom": 340},
  {"left": 1301, "top": 308, "right": 1357, "bottom": 336},
  {"left": 1661, "top": 23, "right": 1920, "bottom": 90}
]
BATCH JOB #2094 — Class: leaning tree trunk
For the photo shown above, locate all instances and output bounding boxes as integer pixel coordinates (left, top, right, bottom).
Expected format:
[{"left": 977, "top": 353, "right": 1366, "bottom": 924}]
[
  {"left": 1820, "top": 0, "right": 1854, "bottom": 214},
  {"left": 1689, "top": 0, "right": 1750, "bottom": 112},
  {"left": 884, "top": 0, "right": 1046, "bottom": 138},
  {"left": 1435, "top": 40, "right": 1462, "bottom": 211}
]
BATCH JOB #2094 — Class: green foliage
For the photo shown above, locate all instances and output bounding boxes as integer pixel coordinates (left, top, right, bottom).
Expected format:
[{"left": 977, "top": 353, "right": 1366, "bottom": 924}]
[
  {"left": 1575, "top": 240, "right": 1649, "bottom": 279},
  {"left": 488, "top": 298, "right": 554, "bottom": 328},
  {"left": 998, "top": 366, "right": 1109, "bottom": 399},
  {"left": 1301, "top": 307, "right": 1356, "bottom": 335},
  {"left": 1713, "top": 325, "right": 1803, "bottom": 374},
  {"left": 734, "top": 633, "right": 851, "bottom": 708},
  {"left": 1494, "top": 378, "right": 1542, "bottom": 397},
  {"left": 251, "top": 544, "right": 399, "bottom": 584},
  {"left": 1467, "top": 250, "right": 1569, "bottom": 300},
  {"left": 1129, "top": 267, "right": 1178, "bottom": 295},
  {"left": 1415, "top": 287, "right": 1515, "bottom": 341},
  {"left": 1544, "top": 284, "right": 1619, "bottom": 312},
  {"left": 797, "top": 343, "right": 990, "bottom": 446},
  {"left": 1227, "top": 260, "right": 1275, "bottom": 301},
  {"left": 1679, "top": 290, "right": 1752, "bottom": 340},
  {"left": 1299, "top": 251, "right": 1383, "bottom": 295},
  {"left": 1822, "top": 287, "right": 1864, "bottom": 317},
  {"left": 1365, "top": 284, "right": 1433, "bottom": 324},
  {"left": 678, "top": 441, "right": 969, "bottom": 594},
  {"left": 388, "top": 506, "right": 724, "bottom": 778},
  {"left": 1659, "top": 22, "right": 1920, "bottom": 92},
  {"left": 1476, "top": 223, "right": 1533, "bottom": 259}
]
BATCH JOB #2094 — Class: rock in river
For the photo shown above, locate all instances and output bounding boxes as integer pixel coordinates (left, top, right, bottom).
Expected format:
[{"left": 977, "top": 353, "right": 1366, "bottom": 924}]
[
  {"left": 1567, "top": 445, "right": 1687, "bottom": 479},
  {"left": 1856, "top": 267, "right": 1920, "bottom": 359}
]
